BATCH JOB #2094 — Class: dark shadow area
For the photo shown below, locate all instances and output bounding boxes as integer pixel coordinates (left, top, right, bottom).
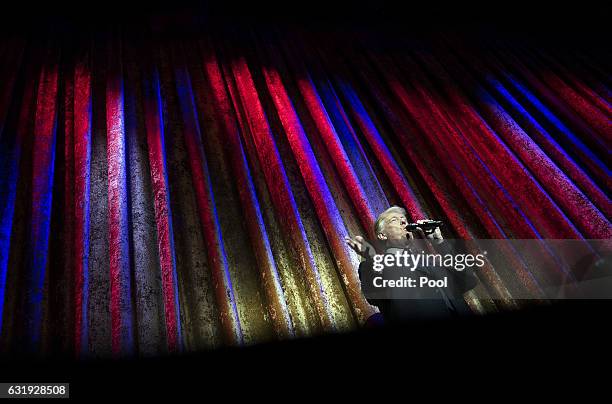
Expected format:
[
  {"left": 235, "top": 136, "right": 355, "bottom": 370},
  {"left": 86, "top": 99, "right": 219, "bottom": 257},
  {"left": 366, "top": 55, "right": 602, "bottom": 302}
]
[
  {"left": 1, "top": 300, "right": 610, "bottom": 396},
  {"left": 0, "top": 0, "right": 610, "bottom": 35}
]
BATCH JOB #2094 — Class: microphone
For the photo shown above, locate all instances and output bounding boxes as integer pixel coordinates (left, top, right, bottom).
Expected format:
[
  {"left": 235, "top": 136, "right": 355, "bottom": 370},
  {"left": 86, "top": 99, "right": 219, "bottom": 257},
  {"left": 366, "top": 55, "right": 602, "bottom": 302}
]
[{"left": 405, "top": 220, "right": 443, "bottom": 232}]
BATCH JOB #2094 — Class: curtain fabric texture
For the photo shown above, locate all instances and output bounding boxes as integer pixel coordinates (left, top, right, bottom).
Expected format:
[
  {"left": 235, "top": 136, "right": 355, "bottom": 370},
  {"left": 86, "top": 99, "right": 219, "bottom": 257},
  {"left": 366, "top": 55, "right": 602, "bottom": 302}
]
[{"left": 0, "top": 26, "right": 609, "bottom": 357}]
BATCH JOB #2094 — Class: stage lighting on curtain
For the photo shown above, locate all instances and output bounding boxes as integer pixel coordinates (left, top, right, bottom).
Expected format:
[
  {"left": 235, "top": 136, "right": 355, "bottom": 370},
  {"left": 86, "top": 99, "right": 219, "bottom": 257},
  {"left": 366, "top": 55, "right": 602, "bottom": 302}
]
[{"left": 0, "top": 25, "right": 609, "bottom": 357}]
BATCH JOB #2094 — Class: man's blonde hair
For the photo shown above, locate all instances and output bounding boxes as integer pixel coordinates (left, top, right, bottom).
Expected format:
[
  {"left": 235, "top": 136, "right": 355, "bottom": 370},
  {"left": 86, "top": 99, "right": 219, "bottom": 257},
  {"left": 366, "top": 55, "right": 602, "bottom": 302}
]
[{"left": 374, "top": 206, "right": 407, "bottom": 236}]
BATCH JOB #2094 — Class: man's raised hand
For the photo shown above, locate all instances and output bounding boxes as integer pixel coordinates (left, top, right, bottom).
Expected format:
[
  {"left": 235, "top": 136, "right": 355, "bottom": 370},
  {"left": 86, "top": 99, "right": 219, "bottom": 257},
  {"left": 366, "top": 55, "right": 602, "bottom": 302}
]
[{"left": 345, "top": 235, "right": 376, "bottom": 259}]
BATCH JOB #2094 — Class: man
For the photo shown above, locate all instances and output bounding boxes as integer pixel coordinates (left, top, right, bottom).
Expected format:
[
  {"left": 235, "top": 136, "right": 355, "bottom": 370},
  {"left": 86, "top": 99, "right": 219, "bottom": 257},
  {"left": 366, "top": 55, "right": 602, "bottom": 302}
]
[{"left": 346, "top": 206, "right": 478, "bottom": 324}]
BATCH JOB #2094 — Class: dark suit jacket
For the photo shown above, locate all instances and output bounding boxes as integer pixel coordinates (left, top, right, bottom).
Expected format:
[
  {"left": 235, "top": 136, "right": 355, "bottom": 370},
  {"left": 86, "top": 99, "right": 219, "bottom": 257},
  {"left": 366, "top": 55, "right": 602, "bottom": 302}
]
[{"left": 358, "top": 241, "right": 478, "bottom": 323}]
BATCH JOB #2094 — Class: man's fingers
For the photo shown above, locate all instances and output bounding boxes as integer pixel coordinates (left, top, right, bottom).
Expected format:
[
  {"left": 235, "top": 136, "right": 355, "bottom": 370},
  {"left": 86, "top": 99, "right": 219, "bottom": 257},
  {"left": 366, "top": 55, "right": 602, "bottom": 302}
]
[
  {"left": 345, "top": 237, "right": 362, "bottom": 252},
  {"left": 345, "top": 235, "right": 376, "bottom": 257}
]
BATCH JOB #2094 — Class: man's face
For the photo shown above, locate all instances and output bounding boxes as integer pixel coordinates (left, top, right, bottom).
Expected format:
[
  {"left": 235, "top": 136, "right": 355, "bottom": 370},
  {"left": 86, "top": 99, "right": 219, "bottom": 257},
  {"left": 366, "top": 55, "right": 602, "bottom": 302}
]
[{"left": 378, "top": 213, "right": 409, "bottom": 242}]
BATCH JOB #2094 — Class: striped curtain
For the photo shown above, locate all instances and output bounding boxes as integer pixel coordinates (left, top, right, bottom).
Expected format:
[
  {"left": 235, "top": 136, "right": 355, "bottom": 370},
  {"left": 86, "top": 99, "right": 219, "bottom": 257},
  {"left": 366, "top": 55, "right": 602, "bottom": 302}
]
[{"left": 0, "top": 24, "right": 609, "bottom": 358}]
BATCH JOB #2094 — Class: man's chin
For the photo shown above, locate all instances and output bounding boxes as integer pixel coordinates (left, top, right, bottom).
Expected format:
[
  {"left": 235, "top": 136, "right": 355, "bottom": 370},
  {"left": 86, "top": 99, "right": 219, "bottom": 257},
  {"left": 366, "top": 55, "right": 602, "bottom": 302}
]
[{"left": 388, "top": 238, "right": 409, "bottom": 248}]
